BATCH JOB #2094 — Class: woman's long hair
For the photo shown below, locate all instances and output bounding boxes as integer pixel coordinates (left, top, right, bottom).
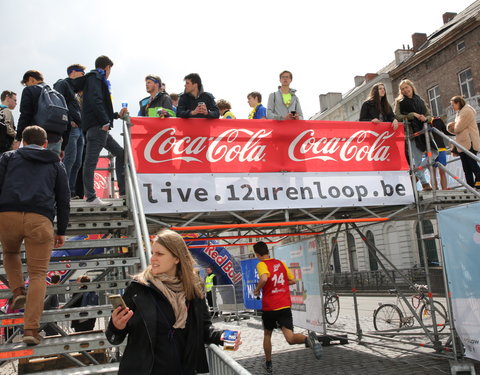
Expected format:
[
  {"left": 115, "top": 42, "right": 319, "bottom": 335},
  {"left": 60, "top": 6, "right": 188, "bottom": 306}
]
[
  {"left": 137, "top": 229, "right": 204, "bottom": 300},
  {"left": 367, "top": 82, "right": 393, "bottom": 116},
  {"left": 395, "top": 79, "right": 417, "bottom": 101}
]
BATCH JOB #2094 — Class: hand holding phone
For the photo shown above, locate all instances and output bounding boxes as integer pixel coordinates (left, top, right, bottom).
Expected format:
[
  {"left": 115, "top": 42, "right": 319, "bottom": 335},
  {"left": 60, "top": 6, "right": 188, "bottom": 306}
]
[{"left": 109, "top": 294, "right": 127, "bottom": 310}]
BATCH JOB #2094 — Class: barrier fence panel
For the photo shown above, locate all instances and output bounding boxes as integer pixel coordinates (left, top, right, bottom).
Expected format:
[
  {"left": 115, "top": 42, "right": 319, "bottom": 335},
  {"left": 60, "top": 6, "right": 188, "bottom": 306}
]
[
  {"left": 213, "top": 285, "right": 249, "bottom": 323},
  {"left": 207, "top": 344, "right": 252, "bottom": 375}
]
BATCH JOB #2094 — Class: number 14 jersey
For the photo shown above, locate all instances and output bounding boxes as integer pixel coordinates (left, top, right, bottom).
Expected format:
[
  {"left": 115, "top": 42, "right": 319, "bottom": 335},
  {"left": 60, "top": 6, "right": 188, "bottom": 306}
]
[{"left": 257, "top": 258, "right": 294, "bottom": 311}]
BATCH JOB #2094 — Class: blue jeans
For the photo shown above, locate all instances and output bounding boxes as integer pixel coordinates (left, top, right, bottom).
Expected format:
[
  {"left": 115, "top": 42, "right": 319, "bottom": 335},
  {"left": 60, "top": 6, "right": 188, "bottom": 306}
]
[
  {"left": 411, "top": 143, "right": 438, "bottom": 185},
  {"left": 47, "top": 140, "right": 62, "bottom": 156},
  {"left": 63, "top": 127, "right": 84, "bottom": 194},
  {"left": 83, "top": 127, "right": 125, "bottom": 200}
]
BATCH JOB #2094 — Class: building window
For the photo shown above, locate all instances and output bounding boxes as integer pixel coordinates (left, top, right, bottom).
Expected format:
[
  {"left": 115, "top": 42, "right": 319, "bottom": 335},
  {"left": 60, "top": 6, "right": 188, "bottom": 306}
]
[
  {"left": 458, "top": 68, "right": 475, "bottom": 98},
  {"left": 456, "top": 40, "right": 465, "bottom": 52},
  {"left": 346, "top": 233, "right": 358, "bottom": 271},
  {"left": 428, "top": 86, "right": 441, "bottom": 117},
  {"left": 416, "top": 220, "right": 439, "bottom": 267},
  {"left": 331, "top": 238, "right": 341, "bottom": 273},
  {"left": 365, "top": 231, "right": 378, "bottom": 271}
]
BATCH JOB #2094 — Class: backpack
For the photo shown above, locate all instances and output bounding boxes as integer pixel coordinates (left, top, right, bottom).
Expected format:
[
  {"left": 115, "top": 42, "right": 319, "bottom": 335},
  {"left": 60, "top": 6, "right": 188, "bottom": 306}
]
[{"left": 34, "top": 83, "right": 69, "bottom": 135}]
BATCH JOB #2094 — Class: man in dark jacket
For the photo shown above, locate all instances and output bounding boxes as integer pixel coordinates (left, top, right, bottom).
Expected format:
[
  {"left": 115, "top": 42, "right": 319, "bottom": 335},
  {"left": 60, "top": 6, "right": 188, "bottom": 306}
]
[
  {"left": 176, "top": 73, "right": 220, "bottom": 119},
  {"left": 54, "top": 64, "right": 86, "bottom": 196},
  {"left": 138, "top": 75, "right": 174, "bottom": 117},
  {"left": 15, "top": 70, "right": 68, "bottom": 156},
  {"left": 80, "top": 55, "right": 127, "bottom": 206},
  {"left": 0, "top": 125, "right": 70, "bottom": 345}
]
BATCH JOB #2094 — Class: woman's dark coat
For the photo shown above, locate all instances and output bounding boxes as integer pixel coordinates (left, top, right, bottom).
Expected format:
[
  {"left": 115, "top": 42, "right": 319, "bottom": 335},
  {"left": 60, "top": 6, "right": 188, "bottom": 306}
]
[{"left": 105, "top": 281, "right": 223, "bottom": 375}]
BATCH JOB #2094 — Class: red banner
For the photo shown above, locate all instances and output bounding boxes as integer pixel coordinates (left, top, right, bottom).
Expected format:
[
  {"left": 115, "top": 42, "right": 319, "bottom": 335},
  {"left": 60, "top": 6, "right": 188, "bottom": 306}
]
[{"left": 130, "top": 118, "right": 408, "bottom": 174}]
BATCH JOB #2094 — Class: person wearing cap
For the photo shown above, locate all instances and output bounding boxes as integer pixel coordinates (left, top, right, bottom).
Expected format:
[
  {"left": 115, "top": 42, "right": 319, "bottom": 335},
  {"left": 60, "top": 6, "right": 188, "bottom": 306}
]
[
  {"left": 54, "top": 64, "right": 86, "bottom": 197},
  {"left": 138, "top": 75, "right": 175, "bottom": 118}
]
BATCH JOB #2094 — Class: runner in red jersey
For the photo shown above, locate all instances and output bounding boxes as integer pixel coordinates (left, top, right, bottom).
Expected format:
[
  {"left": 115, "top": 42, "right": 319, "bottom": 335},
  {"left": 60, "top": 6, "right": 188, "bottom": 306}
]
[{"left": 253, "top": 241, "right": 321, "bottom": 374}]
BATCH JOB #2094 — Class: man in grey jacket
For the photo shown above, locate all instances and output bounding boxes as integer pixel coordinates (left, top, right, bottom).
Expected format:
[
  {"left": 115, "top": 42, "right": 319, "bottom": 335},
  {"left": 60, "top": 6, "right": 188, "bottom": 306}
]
[{"left": 267, "top": 71, "right": 303, "bottom": 120}]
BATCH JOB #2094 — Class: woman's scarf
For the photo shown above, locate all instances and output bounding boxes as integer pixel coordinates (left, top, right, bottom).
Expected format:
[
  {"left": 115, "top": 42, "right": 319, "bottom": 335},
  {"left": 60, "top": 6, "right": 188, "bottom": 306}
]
[
  {"left": 399, "top": 94, "right": 433, "bottom": 152},
  {"left": 248, "top": 104, "right": 259, "bottom": 119},
  {"left": 138, "top": 268, "right": 188, "bottom": 329}
]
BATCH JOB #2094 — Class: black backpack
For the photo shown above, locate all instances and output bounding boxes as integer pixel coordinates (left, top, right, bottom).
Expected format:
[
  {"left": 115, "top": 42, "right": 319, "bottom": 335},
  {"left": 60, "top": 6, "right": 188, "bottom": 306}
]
[{"left": 34, "top": 83, "right": 69, "bottom": 135}]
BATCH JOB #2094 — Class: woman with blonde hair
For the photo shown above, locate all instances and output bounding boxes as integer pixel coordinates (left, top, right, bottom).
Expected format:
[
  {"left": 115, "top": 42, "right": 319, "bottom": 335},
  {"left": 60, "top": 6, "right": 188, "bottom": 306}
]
[
  {"left": 394, "top": 79, "right": 438, "bottom": 191},
  {"left": 447, "top": 96, "right": 480, "bottom": 188},
  {"left": 106, "top": 229, "right": 240, "bottom": 374}
]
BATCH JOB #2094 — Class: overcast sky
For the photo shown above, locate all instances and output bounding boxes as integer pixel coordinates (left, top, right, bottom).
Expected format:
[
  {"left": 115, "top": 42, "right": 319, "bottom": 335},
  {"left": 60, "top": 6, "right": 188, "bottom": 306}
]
[{"left": 2, "top": 0, "right": 475, "bottom": 140}]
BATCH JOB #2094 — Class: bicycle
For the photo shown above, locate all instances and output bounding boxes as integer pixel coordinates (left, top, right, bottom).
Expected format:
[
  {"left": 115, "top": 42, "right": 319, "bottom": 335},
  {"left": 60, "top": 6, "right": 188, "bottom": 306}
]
[
  {"left": 323, "top": 283, "right": 340, "bottom": 325},
  {"left": 373, "top": 283, "right": 448, "bottom": 334}
]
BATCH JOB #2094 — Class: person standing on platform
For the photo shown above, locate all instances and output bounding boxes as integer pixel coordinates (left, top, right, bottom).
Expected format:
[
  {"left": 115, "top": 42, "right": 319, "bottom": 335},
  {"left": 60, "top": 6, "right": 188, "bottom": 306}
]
[
  {"left": 176, "top": 73, "right": 220, "bottom": 119},
  {"left": 252, "top": 241, "right": 321, "bottom": 374},
  {"left": 247, "top": 91, "right": 267, "bottom": 119},
  {"left": 267, "top": 71, "right": 303, "bottom": 120}
]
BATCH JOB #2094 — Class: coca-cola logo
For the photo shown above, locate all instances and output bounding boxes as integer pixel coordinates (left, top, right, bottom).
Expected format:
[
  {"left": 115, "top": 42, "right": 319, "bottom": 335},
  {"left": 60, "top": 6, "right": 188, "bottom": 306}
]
[
  {"left": 144, "top": 128, "right": 271, "bottom": 163},
  {"left": 94, "top": 172, "right": 108, "bottom": 189},
  {"left": 288, "top": 129, "right": 393, "bottom": 162}
]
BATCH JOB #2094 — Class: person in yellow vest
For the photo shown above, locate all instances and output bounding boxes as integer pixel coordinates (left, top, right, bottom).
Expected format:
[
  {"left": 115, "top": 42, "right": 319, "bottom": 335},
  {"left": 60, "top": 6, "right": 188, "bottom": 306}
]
[{"left": 205, "top": 266, "right": 217, "bottom": 309}]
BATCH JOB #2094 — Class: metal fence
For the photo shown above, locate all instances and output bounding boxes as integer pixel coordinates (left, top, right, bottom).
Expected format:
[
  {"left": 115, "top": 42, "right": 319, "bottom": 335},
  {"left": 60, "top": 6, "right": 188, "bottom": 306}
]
[
  {"left": 212, "top": 285, "right": 251, "bottom": 323},
  {"left": 323, "top": 267, "right": 446, "bottom": 294},
  {"left": 207, "top": 344, "right": 252, "bottom": 375}
]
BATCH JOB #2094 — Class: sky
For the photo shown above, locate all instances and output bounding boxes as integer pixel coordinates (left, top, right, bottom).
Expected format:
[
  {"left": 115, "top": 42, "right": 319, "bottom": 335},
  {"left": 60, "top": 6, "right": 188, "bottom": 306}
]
[{"left": 2, "top": 0, "right": 475, "bottom": 141}]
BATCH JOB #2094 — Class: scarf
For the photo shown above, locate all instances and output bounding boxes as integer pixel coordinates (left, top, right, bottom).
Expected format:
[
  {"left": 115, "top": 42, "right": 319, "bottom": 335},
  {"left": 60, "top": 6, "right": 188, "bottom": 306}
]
[
  {"left": 399, "top": 94, "right": 436, "bottom": 152},
  {"left": 138, "top": 268, "right": 188, "bottom": 329},
  {"left": 96, "top": 68, "right": 112, "bottom": 93},
  {"left": 248, "top": 104, "right": 259, "bottom": 119}
]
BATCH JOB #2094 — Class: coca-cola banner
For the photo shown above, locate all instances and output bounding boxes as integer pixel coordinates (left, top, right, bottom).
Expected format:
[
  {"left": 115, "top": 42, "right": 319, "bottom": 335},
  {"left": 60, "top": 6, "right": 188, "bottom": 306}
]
[{"left": 131, "top": 118, "right": 414, "bottom": 213}]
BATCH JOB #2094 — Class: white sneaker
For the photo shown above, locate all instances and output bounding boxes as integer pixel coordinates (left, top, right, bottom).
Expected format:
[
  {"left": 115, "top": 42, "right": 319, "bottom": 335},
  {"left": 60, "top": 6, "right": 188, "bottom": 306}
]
[{"left": 86, "top": 197, "right": 113, "bottom": 207}]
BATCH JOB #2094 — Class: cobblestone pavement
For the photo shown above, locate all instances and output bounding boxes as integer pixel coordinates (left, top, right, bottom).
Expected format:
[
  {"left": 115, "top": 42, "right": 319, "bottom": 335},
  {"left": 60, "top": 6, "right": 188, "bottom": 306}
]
[
  {"left": 212, "top": 295, "right": 480, "bottom": 375},
  {"left": 1, "top": 296, "right": 479, "bottom": 374}
]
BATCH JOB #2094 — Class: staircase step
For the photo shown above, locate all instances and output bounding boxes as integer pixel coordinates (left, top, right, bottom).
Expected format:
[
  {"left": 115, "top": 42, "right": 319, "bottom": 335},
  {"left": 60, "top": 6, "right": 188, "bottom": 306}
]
[
  {"left": 27, "top": 363, "right": 120, "bottom": 375},
  {"left": 1, "top": 305, "right": 114, "bottom": 327},
  {"left": 0, "top": 279, "right": 131, "bottom": 299},
  {"left": 0, "top": 256, "right": 139, "bottom": 275},
  {"left": 0, "top": 332, "right": 120, "bottom": 361},
  {"left": 66, "top": 220, "right": 134, "bottom": 235}
]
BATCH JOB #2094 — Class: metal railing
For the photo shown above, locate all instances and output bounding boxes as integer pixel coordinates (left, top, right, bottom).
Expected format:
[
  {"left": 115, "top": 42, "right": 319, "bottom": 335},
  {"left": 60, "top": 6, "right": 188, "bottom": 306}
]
[
  {"left": 207, "top": 344, "right": 252, "bottom": 375},
  {"left": 122, "top": 115, "right": 152, "bottom": 268}
]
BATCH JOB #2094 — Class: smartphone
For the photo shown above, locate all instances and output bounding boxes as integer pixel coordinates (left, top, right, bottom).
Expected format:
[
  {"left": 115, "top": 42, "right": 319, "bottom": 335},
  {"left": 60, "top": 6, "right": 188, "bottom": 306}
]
[
  {"left": 109, "top": 294, "right": 126, "bottom": 310},
  {"left": 290, "top": 111, "right": 297, "bottom": 116}
]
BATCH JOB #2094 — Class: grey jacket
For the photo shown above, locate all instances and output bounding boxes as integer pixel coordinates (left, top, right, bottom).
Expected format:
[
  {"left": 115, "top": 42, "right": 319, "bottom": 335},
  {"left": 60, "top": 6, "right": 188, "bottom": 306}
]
[{"left": 267, "top": 88, "right": 303, "bottom": 120}]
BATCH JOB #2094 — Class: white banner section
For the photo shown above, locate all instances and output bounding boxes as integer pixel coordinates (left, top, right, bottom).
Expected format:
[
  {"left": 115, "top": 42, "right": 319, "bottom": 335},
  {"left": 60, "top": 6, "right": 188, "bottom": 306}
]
[{"left": 138, "top": 171, "right": 414, "bottom": 214}]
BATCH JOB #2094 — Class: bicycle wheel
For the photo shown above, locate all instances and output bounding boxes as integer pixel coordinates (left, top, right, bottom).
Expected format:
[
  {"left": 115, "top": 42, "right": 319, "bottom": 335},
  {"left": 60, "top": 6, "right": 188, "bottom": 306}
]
[
  {"left": 324, "top": 295, "right": 340, "bottom": 325},
  {"left": 373, "top": 304, "right": 403, "bottom": 333},
  {"left": 420, "top": 301, "right": 448, "bottom": 332}
]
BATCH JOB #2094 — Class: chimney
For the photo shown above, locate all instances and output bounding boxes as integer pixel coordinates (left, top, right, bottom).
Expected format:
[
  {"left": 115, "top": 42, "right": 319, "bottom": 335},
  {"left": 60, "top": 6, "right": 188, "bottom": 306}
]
[
  {"left": 394, "top": 48, "right": 414, "bottom": 65},
  {"left": 319, "top": 92, "right": 342, "bottom": 113},
  {"left": 443, "top": 12, "right": 457, "bottom": 24},
  {"left": 354, "top": 76, "right": 365, "bottom": 87},
  {"left": 412, "top": 33, "right": 427, "bottom": 52},
  {"left": 364, "top": 73, "right": 378, "bottom": 83}
]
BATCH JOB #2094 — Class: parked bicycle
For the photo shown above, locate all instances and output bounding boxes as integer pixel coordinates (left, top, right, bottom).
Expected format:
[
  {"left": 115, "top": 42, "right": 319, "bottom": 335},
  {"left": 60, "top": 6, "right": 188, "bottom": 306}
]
[
  {"left": 323, "top": 283, "right": 340, "bottom": 325},
  {"left": 373, "top": 284, "right": 448, "bottom": 334}
]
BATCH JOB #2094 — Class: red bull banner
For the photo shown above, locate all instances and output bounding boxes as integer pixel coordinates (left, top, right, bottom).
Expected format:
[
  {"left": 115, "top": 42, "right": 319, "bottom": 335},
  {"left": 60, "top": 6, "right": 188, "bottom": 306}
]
[{"left": 130, "top": 118, "right": 414, "bottom": 214}]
